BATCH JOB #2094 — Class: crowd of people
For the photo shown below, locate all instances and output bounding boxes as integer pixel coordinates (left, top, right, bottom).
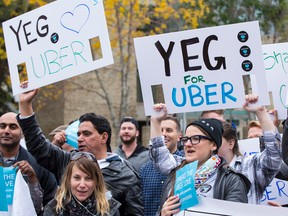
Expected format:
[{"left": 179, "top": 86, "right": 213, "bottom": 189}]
[{"left": 0, "top": 82, "right": 287, "bottom": 215}]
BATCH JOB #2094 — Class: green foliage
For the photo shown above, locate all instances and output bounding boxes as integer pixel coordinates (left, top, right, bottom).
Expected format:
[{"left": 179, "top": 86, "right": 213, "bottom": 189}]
[{"left": 199, "top": 0, "right": 288, "bottom": 42}]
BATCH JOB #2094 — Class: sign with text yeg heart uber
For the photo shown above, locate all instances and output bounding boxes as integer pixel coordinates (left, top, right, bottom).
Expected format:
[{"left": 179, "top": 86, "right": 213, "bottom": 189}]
[{"left": 3, "top": 0, "right": 113, "bottom": 95}]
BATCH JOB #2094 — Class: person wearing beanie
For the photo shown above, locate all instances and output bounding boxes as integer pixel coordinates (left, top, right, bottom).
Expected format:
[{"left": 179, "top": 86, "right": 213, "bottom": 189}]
[
  {"left": 115, "top": 117, "right": 149, "bottom": 173},
  {"left": 150, "top": 103, "right": 251, "bottom": 216}
]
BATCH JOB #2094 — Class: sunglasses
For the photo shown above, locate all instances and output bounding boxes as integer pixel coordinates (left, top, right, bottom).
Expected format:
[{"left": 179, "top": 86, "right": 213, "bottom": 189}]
[{"left": 70, "top": 152, "right": 97, "bottom": 162}]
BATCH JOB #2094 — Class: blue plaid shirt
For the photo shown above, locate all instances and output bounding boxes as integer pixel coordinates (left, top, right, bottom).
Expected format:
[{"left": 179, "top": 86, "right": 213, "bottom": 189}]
[{"left": 140, "top": 149, "right": 183, "bottom": 216}]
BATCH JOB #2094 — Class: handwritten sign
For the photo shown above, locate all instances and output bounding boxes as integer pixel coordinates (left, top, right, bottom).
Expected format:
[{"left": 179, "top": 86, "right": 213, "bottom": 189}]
[
  {"left": 174, "top": 161, "right": 198, "bottom": 210},
  {"left": 3, "top": 0, "right": 113, "bottom": 95},
  {"left": 134, "top": 21, "right": 270, "bottom": 116},
  {"left": 238, "top": 137, "right": 288, "bottom": 205},
  {"left": 175, "top": 196, "right": 288, "bottom": 216},
  {"left": 263, "top": 43, "right": 288, "bottom": 120}
]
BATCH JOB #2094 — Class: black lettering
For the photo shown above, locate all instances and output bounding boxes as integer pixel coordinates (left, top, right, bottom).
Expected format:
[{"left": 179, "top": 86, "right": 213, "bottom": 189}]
[
  {"left": 23, "top": 21, "right": 37, "bottom": 45},
  {"left": 203, "top": 35, "right": 226, "bottom": 70},
  {"left": 37, "top": 15, "right": 49, "bottom": 37},
  {"left": 181, "top": 38, "right": 201, "bottom": 71},
  {"left": 155, "top": 40, "right": 175, "bottom": 77},
  {"left": 9, "top": 20, "right": 23, "bottom": 51}
]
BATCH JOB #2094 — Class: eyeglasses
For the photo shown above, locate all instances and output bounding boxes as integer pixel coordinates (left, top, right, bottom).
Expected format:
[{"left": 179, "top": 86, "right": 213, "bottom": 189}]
[
  {"left": 180, "top": 135, "right": 212, "bottom": 146},
  {"left": 70, "top": 152, "right": 97, "bottom": 162}
]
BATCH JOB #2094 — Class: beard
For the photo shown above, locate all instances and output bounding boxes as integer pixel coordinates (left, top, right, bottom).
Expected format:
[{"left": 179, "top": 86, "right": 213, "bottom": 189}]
[
  {"left": 120, "top": 135, "right": 137, "bottom": 145},
  {"left": 0, "top": 140, "right": 20, "bottom": 149}
]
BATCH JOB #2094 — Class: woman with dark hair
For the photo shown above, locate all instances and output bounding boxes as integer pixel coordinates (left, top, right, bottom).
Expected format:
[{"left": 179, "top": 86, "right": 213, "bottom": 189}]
[
  {"left": 44, "top": 152, "right": 120, "bottom": 216},
  {"left": 150, "top": 107, "right": 251, "bottom": 216}
]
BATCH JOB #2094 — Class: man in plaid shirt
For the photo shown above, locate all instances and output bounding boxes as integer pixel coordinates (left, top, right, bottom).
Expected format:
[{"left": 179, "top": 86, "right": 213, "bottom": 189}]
[{"left": 140, "top": 115, "right": 184, "bottom": 216}]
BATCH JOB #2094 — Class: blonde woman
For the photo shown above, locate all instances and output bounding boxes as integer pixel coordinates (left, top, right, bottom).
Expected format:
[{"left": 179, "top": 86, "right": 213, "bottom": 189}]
[{"left": 44, "top": 152, "right": 120, "bottom": 216}]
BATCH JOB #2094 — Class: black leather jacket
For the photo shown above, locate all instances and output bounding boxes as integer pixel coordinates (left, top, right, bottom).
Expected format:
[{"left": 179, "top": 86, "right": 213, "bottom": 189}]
[
  {"left": 157, "top": 158, "right": 250, "bottom": 215},
  {"left": 17, "top": 114, "right": 144, "bottom": 216}
]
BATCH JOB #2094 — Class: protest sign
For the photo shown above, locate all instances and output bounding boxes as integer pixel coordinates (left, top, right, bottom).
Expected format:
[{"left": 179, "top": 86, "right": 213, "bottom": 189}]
[
  {"left": 11, "top": 171, "right": 36, "bottom": 216},
  {"left": 3, "top": 167, "right": 16, "bottom": 205},
  {"left": 0, "top": 167, "right": 8, "bottom": 213},
  {"left": 238, "top": 137, "right": 288, "bottom": 205},
  {"left": 174, "top": 161, "right": 198, "bottom": 210},
  {"left": 3, "top": 0, "right": 113, "bottom": 95},
  {"left": 66, "top": 120, "right": 80, "bottom": 149},
  {"left": 134, "top": 21, "right": 270, "bottom": 116},
  {"left": 175, "top": 196, "right": 288, "bottom": 216},
  {"left": 263, "top": 43, "right": 288, "bottom": 120}
]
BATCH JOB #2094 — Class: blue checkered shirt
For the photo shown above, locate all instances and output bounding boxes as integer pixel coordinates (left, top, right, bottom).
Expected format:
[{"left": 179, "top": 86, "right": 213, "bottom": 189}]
[{"left": 140, "top": 149, "right": 183, "bottom": 216}]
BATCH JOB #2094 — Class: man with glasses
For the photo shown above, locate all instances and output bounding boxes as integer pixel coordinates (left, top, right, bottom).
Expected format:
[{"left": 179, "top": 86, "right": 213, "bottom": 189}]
[
  {"left": 116, "top": 117, "right": 149, "bottom": 173},
  {"left": 17, "top": 84, "right": 144, "bottom": 216}
]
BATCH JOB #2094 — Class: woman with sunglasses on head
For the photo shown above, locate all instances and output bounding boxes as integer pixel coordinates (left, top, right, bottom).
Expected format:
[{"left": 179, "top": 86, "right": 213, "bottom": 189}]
[
  {"left": 150, "top": 105, "right": 251, "bottom": 216},
  {"left": 44, "top": 152, "right": 121, "bottom": 216}
]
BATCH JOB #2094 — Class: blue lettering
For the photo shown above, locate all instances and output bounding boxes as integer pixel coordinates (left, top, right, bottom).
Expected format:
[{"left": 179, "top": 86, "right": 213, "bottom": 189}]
[
  {"left": 31, "top": 55, "right": 46, "bottom": 78},
  {"left": 70, "top": 40, "right": 87, "bottom": 65},
  {"left": 276, "top": 180, "right": 288, "bottom": 197},
  {"left": 59, "top": 46, "right": 73, "bottom": 70},
  {"left": 280, "top": 85, "right": 288, "bottom": 109},
  {"left": 172, "top": 87, "right": 186, "bottom": 107},
  {"left": 205, "top": 84, "right": 218, "bottom": 105},
  {"left": 188, "top": 85, "right": 203, "bottom": 106},
  {"left": 45, "top": 49, "right": 61, "bottom": 74},
  {"left": 264, "top": 184, "right": 277, "bottom": 201},
  {"left": 221, "top": 82, "right": 236, "bottom": 103}
]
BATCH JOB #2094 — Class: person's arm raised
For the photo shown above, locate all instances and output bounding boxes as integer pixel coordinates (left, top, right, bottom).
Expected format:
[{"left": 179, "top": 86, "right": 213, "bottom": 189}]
[
  {"left": 243, "top": 94, "right": 275, "bottom": 132},
  {"left": 150, "top": 103, "right": 167, "bottom": 139},
  {"left": 19, "top": 81, "right": 39, "bottom": 117}
]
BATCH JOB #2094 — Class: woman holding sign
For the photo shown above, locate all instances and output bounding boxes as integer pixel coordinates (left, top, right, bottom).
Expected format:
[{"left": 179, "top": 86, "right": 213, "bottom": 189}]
[
  {"left": 43, "top": 152, "right": 121, "bottom": 216},
  {"left": 150, "top": 104, "right": 251, "bottom": 216}
]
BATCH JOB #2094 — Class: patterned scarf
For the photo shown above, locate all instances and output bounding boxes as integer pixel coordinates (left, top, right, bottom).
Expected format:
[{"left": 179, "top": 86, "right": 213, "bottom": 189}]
[
  {"left": 194, "top": 155, "right": 221, "bottom": 189},
  {"left": 64, "top": 196, "right": 98, "bottom": 216}
]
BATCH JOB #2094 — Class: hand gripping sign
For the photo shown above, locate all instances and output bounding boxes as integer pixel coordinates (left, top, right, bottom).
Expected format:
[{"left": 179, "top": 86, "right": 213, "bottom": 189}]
[
  {"left": 134, "top": 21, "right": 270, "bottom": 116},
  {"left": 3, "top": 0, "right": 113, "bottom": 95}
]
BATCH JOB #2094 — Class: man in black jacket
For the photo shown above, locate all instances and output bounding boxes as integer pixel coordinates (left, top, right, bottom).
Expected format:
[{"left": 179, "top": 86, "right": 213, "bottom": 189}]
[
  {"left": 0, "top": 112, "right": 57, "bottom": 209},
  {"left": 17, "top": 86, "right": 144, "bottom": 216}
]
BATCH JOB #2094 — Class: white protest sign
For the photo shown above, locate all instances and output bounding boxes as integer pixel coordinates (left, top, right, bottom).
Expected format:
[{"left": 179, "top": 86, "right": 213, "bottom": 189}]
[
  {"left": 263, "top": 43, "right": 288, "bottom": 120},
  {"left": 238, "top": 137, "right": 288, "bottom": 205},
  {"left": 134, "top": 21, "right": 270, "bottom": 116},
  {"left": 3, "top": 0, "right": 113, "bottom": 95},
  {"left": 175, "top": 196, "right": 288, "bottom": 216}
]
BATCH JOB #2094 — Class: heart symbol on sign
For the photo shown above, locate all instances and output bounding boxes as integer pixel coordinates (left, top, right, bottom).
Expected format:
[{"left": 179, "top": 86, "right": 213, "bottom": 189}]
[
  {"left": 241, "top": 35, "right": 246, "bottom": 39},
  {"left": 243, "top": 50, "right": 247, "bottom": 54},
  {"left": 60, "top": 4, "right": 90, "bottom": 34}
]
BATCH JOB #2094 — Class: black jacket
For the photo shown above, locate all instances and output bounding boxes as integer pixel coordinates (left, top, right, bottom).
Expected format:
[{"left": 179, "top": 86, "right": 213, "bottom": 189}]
[
  {"left": 157, "top": 158, "right": 250, "bottom": 215},
  {"left": 43, "top": 197, "right": 121, "bottom": 216},
  {"left": 17, "top": 114, "right": 144, "bottom": 216}
]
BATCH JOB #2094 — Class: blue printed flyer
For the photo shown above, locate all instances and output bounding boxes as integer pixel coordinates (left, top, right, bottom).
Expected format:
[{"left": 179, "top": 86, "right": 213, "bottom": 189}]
[
  {"left": 174, "top": 161, "right": 198, "bottom": 211},
  {"left": 0, "top": 167, "right": 8, "bottom": 212}
]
